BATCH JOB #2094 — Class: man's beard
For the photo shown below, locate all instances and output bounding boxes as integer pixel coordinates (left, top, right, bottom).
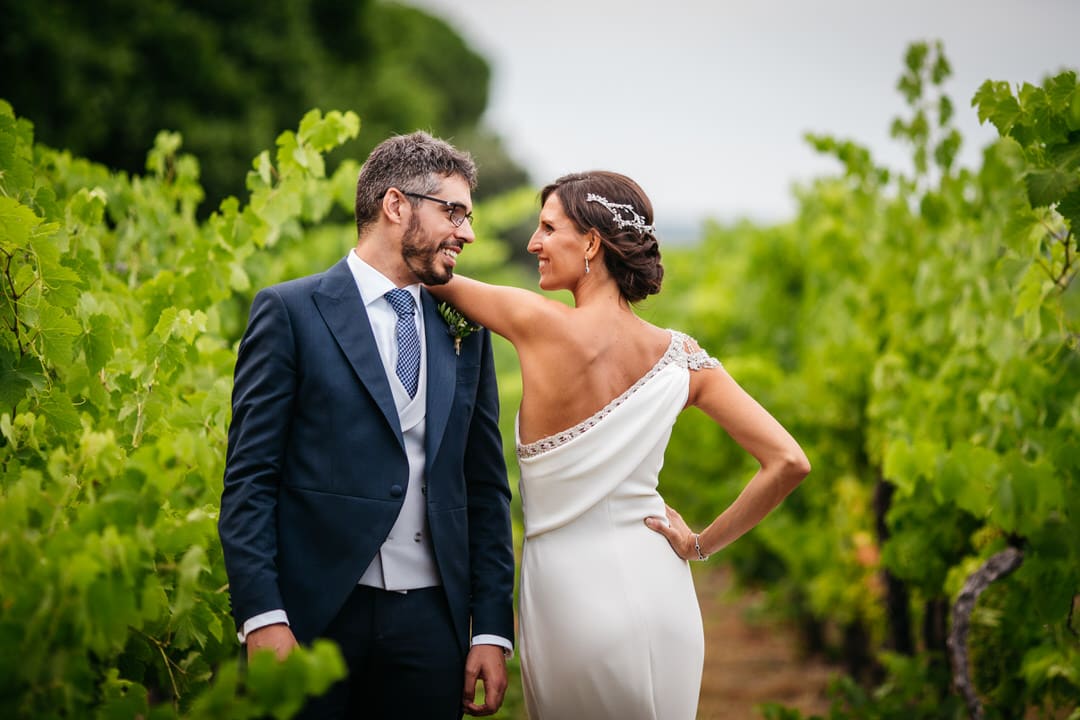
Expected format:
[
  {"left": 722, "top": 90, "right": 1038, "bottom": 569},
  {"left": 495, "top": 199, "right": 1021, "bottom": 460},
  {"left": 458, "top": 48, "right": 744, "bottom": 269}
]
[{"left": 401, "top": 213, "right": 453, "bottom": 285}]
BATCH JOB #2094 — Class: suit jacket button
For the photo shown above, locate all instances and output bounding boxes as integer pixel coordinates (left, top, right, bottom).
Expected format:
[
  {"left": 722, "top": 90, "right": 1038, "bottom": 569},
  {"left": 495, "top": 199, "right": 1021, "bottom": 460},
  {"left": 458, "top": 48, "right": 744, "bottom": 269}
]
[{"left": 390, "top": 485, "right": 403, "bottom": 498}]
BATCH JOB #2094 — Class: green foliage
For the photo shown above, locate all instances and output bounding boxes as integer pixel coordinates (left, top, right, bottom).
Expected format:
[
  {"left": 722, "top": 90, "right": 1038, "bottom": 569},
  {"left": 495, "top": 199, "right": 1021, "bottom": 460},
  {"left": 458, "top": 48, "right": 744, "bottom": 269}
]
[
  {"left": 0, "top": 101, "right": 359, "bottom": 717},
  {"left": 761, "top": 653, "right": 966, "bottom": 720},
  {"left": 650, "top": 42, "right": 1079, "bottom": 716}
]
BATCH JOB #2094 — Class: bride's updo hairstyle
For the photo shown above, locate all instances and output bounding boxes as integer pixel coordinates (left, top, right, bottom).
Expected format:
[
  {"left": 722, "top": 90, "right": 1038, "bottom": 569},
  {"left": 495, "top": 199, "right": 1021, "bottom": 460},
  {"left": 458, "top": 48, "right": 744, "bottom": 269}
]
[{"left": 541, "top": 171, "right": 664, "bottom": 303}]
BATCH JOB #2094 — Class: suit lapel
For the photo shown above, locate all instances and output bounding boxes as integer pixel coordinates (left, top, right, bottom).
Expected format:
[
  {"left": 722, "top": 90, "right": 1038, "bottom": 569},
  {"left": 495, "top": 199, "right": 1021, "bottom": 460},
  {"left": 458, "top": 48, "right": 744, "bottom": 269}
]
[
  {"left": 312, "top": 258, "right": 404, "bottom": 450},
  {"left": 422, "top": 288, "right": 455, "bottom": 466}
]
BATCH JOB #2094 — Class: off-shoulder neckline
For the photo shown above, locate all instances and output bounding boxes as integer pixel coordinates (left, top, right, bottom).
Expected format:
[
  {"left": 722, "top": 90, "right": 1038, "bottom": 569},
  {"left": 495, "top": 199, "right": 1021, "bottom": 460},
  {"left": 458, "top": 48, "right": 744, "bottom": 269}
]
[{"left": 516, "top": 330, "right": 718, "bottom": 459}]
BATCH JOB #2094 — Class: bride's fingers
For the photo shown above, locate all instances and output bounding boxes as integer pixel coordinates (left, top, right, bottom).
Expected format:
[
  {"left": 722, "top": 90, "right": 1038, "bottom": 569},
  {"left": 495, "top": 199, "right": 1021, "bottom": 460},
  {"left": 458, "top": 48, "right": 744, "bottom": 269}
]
[
  {"left": 644, "top": 516, "right": 672, "bottom": 539},
  {"left": 664, "top": 506, "right": 691, "bottom": 534},
  {"left": 644, "top": 516, "right": 690, "bottom": 558},
  {"left": 649, "top": 506, "right": 701, "bottom": 559}
]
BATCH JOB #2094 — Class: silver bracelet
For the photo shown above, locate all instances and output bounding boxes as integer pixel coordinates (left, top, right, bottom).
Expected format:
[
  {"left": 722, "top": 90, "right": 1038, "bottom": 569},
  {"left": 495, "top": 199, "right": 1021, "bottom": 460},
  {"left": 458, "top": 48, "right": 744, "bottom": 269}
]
[{"left": 693, "top": 533, "right": 709, "bottom": 561}]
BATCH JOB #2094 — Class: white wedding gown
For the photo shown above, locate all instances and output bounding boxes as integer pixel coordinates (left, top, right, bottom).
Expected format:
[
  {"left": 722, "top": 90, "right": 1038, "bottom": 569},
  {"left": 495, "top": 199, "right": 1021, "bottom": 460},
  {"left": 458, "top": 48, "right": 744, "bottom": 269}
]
[{"left": 516, "top": 331, "right": 720, "bottom": 720}]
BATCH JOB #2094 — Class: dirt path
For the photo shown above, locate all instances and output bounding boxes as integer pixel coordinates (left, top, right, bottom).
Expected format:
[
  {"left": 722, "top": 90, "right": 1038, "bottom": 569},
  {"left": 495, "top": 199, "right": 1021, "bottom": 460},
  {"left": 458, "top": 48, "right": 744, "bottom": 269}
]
[{"left": 695, "top": 565, "right": 841, "bottom": 720}]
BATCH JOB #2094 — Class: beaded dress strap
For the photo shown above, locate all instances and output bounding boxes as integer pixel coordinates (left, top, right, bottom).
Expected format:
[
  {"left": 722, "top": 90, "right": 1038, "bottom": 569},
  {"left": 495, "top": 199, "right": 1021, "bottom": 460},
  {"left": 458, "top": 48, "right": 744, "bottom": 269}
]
[{"left": 674, "top": 331, "right": 722, "bottom": 371}]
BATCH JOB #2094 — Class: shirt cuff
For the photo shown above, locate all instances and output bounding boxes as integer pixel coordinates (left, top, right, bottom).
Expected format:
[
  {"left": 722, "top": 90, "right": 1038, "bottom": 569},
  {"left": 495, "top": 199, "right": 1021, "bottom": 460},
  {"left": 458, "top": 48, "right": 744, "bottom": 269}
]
[
  {"left": 472, "top": 634, "right": 514, "bottom": 660},
  {"left": 239, "top": 609, "right": 290, "bottom": 643}
]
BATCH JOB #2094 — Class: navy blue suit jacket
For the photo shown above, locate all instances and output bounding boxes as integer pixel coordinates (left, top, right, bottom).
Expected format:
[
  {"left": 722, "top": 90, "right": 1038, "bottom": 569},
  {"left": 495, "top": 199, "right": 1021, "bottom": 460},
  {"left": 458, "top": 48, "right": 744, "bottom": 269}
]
[{"left": 218, "top": 257, "right": 515, "bottom": 652}]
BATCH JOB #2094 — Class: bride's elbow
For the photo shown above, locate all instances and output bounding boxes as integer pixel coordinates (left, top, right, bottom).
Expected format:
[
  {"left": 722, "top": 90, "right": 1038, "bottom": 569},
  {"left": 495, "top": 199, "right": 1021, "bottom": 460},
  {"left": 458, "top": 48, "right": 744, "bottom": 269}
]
[{"left": 780, "top": 451, "right": 811, "bottom": 489}]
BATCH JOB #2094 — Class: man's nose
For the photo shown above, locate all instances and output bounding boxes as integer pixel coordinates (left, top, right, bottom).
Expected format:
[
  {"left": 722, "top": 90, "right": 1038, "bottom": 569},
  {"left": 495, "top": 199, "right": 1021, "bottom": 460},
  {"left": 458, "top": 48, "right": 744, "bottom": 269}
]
[{"left": 455, "top": 220, "right": 475, "bottom": 243}]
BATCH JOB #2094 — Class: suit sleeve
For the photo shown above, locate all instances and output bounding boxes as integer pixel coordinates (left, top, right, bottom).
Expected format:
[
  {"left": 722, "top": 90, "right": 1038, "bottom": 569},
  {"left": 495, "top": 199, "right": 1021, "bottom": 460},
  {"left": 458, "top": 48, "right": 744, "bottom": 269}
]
[
  {"left": 463, "top": 329, "right": 516, "bottom": 643},
  {"left": 218, "top": 287, "right": 296, "bottom": 631}
]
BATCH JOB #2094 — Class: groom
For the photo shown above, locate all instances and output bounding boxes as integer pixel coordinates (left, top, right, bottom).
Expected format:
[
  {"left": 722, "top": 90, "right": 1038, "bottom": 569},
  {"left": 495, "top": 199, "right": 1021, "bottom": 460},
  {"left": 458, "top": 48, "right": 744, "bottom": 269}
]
[{"left": 218, "top": 131, "right": 515, "bottom": 718}]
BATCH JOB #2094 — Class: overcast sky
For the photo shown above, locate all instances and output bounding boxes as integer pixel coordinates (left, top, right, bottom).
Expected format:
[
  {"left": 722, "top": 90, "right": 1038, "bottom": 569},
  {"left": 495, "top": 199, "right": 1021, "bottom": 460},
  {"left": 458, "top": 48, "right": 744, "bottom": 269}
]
[{"left": 405, "top": 0, "right": 1078, "bottom": 237}]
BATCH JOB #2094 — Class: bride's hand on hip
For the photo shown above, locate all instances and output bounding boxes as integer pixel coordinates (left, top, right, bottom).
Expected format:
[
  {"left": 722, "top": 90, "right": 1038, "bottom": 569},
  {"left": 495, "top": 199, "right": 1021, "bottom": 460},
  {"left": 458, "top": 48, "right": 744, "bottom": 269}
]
[{"left": 645, "top": 504, "right": 696, "bottom": 561}]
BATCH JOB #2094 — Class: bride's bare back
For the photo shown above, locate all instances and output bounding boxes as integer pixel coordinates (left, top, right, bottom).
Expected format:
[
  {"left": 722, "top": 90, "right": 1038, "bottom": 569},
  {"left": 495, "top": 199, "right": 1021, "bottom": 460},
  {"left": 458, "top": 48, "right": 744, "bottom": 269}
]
[{"left": 516, "top": 311, "right": 673, "bottom": 444}]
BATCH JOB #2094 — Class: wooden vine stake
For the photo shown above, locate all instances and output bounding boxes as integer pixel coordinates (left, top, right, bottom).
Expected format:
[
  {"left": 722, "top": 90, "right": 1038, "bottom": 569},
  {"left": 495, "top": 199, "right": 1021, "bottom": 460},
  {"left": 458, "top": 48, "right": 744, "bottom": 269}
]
[{"left": 947, "top": 547, "right": 1025, "bottom": 720}]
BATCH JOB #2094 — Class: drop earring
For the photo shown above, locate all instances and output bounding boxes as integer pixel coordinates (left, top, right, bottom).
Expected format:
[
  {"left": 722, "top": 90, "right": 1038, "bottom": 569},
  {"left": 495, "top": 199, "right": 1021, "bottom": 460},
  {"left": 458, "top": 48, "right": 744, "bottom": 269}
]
[{"left": 585, "top": 255, "right": 590, "bottom": 274}]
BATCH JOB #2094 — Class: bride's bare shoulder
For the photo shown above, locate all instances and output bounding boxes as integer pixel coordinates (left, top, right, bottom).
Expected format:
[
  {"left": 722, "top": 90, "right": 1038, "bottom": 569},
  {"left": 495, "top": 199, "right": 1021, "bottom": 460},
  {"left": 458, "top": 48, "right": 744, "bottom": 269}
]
[{"left": 633, "top": 321, "right": 678, "bottom": 354}]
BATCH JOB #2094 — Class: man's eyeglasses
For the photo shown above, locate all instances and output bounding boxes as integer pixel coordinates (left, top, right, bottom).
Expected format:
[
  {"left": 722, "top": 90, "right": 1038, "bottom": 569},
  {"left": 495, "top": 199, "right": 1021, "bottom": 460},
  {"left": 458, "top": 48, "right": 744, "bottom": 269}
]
[{"left": 403, "top": 192, "right": 473, "bottom": 227}]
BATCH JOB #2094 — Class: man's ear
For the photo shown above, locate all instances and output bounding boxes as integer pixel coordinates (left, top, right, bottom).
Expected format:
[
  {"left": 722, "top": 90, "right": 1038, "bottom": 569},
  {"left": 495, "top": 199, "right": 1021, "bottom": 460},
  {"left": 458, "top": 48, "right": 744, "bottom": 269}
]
[{"left": 382, "top": 188, "right": 408, "bottom": 225}]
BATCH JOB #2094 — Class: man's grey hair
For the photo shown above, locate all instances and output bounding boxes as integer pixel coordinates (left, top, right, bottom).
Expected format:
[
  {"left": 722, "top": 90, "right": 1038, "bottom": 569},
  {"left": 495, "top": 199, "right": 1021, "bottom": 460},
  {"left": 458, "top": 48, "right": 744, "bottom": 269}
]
[{"left": 354, "top": 131, "right": 477, "bottom": 235}]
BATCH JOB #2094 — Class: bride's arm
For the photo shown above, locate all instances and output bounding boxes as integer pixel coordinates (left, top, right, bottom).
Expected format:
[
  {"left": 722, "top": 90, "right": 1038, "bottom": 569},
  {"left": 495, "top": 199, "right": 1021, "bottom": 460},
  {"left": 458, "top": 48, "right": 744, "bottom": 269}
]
[
  {"left": 428, "top": 275, "right": 565, "bottom": 346},
  {"left": 647, "top": 365, "right": 810, "bottom": 559}
]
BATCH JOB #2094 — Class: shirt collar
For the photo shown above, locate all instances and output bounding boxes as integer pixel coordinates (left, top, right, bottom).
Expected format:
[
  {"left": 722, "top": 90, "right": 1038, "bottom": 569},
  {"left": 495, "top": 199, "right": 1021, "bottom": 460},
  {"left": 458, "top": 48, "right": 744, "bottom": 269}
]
[{"left": 346, "top": 250, "right": 422, "bottom": 309}]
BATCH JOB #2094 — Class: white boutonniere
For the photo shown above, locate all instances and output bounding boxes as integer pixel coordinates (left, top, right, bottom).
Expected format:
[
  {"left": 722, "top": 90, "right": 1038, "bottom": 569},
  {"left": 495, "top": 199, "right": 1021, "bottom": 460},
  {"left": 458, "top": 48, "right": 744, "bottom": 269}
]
[{"left": 437, "top": 302, "right": 481, "bottom": 355}]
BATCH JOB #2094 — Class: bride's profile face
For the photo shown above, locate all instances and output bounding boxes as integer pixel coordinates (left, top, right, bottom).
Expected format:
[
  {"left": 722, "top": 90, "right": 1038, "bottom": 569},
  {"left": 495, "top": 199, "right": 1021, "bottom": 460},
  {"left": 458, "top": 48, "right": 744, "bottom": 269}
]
[{"left": 527, "top": 192, "right": 590, "bottom": 291}]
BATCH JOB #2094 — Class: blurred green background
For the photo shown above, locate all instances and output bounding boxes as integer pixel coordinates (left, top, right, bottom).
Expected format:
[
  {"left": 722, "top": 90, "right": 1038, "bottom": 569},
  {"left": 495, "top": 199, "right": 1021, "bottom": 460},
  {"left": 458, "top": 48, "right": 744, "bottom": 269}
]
[{"left": 1, "top": 2, "right": 1077, "bottom": 719}]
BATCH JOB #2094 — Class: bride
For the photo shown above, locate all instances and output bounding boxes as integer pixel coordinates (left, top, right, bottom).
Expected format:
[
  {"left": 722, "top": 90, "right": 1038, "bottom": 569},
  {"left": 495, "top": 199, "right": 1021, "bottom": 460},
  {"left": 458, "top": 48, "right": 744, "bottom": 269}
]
[{"left": 430, "top": 170, "right": 810, "bottom": 720}]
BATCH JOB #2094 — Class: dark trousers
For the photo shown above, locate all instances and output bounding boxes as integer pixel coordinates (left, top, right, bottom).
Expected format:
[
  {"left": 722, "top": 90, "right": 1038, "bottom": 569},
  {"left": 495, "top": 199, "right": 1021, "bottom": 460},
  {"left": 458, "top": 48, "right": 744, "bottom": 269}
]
[{"left": 293, "top": 585, "right": 465, "bottom": 720}]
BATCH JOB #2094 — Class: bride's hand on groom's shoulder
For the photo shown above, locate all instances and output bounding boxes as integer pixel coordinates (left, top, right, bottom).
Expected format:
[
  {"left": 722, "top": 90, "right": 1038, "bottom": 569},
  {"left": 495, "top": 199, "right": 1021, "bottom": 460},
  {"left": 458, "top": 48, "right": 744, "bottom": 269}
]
[
  {"left": 462, "top": 644, "right": 508, "bottom": 716},
  {"left": 645, "top": 504, "right": 696, "bottom": 561}
]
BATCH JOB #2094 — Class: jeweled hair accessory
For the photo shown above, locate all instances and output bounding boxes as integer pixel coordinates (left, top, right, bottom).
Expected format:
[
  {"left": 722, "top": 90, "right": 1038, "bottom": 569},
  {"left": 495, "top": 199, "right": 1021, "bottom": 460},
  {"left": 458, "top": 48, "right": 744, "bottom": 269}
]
[{"left": 585, "top": 193, "right": 655, "bottom": 235}]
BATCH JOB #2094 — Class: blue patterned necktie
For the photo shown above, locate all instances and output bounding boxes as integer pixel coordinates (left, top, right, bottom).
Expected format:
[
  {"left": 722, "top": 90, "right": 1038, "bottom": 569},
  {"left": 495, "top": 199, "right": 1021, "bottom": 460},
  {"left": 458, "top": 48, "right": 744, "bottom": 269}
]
[{"left": 384, "top": 288, "right": 421, "bottom": 398}]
